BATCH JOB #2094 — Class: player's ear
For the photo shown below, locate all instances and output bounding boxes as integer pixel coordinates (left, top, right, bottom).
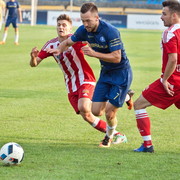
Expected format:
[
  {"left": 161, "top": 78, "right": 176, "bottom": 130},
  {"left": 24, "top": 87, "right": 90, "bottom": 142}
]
[{"left": 96, "top": 15, "right": 99, "bottom": 21}]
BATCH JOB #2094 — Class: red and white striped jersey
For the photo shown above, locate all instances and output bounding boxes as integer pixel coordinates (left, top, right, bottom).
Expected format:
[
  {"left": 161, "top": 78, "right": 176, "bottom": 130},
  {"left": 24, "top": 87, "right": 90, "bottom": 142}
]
[
  {"left": 38, "top": 37, "right": 96, "bottom": 93},
  {"left": 161, "top": 24, "right": 180, "bottom": 77}
]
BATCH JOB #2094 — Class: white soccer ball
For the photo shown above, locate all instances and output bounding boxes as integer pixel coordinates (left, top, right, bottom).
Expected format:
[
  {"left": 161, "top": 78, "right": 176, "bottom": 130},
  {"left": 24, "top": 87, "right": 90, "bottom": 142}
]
[{"left": 0, "top": 142, "right": 24, "bottom": 165}]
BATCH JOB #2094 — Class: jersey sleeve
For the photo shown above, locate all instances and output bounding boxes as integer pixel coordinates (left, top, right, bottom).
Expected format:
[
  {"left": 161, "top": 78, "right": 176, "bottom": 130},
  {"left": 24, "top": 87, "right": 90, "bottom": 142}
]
[
  {"left": 107, "top": 28, "right": 122, "bottom": 52},
  {"left": 71, "top": 25, "right": 86, "bottom": 42},
  {"left": 17, "top": 2, "right": 20, "bottom": 8},
  {"left": 163, "top": 31, "right": 177, "bottom": 54},
  {"left": 38, "top": 41, "right": 53, "bottom": 59},
  {"left": 38, "top": 50, "right": 52, "bottom": 60}
]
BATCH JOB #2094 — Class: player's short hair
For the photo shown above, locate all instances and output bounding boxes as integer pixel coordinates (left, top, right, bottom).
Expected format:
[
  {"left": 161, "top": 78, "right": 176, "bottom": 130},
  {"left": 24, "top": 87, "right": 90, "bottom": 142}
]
[
  {"left": 57, "top": 14, "right": 72, "bottom": 24},
  {"left": 80, "top": 2, "right": 98, "bottom": 14},
  {"left": 162, "top": 0, "right": 180, "bottom": 16}
]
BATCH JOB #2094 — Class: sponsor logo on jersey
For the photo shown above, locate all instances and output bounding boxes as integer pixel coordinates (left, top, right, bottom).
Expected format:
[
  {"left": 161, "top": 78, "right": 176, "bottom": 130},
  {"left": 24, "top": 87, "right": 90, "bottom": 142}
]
[
  {"left": 100, "top": 36, "right": 105, "bottom": 42},
  {"left": 88, "top": 35, "right": 94, "bottom": 38}
]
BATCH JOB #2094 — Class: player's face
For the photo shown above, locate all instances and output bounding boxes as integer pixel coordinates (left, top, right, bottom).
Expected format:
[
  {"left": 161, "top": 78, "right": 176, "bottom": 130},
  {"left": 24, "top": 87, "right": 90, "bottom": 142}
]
[
  {"left": 81, "top": 11, "right": 99, "bottom": 32},
  {"left": 161, "top": 7, "right": 174, "bottom": 27},
  {"left": 57, "top": 20, "right": 72, "bottom": 37}
]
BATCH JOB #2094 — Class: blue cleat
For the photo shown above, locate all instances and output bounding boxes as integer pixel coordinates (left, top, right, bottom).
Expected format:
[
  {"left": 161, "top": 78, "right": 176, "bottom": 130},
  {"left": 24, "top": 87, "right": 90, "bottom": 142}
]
[{"left": 134, "top": 144, "right": 154, "bottom": 153}]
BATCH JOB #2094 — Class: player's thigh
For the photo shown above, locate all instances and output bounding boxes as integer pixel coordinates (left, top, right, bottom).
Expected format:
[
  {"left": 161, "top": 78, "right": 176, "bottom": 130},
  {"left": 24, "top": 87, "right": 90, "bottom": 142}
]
[
  {"left": 12, "top": 18, "right": 18, "bottom": 28},
  {"left": 77, "top": 84, "right": 95, "bottom": 112},
  {"left": 142, "top": 79, "right": 177, "bottom": 109},
  {"left": 5, "top": 18, "right": 11, "bottom": 27},
  {"left": 92, "top": 81, "right": 109, "bottom": 103},
  {"left": 92, "top": 102, "right": 107, "bottom": 116},
  {"left": 134, "top": 94, "right": 152, "bottom": 110},
  {"left": 68, "top": 92, "right": 79, "bottom": 114},
  {"left": 78, "top": 98, "right": 92, "bottom": 113}
]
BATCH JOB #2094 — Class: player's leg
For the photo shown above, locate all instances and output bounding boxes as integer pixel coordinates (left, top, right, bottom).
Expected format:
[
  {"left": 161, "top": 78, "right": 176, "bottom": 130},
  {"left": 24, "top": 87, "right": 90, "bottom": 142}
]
[
  {"left": 100, "top": 103, "right": 119, "bottom": 147},
  {"left": 91, "top": 82, "right": 115, "bottom": 144},
  {"left": 133, "top": 94, "right": 154, "bottom": 153},
  {"left": 91, "top": 101, "right": 106, "bottom": 117},
  {"left": 69, "top": 84, "right": 106, "bottom": 133},
  {"left": 92, "top": 82, "right": 127, "bottom": 147},
  {"left": 0, "top": 17, "right": 11, "bottom": 44},
  {"left": 78, "top": 98, "right": 106, "bottom": 133},
  {"left": 0, "top": 26, "right": 8, "bottom": 44},
  {"left": 133, "top": 79, "right": 175, "bottom": 153},
  {"left": 13, "top": 18, "right": 19, "bottom": 45},
  {"left": 14, "top": 27, "right": 19, "bottom": 45}
]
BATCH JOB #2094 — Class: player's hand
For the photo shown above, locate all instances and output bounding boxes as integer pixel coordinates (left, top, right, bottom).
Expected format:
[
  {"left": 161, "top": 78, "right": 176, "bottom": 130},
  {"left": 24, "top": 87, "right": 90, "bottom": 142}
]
[
  {"left": 46, "top": 48, "right": 60, "bottom": 56},
  {"left": 31, "top": 47, "right": 39, "bottom": 58},
  {"left": 162, "top": 79, "right": 174, "bottom": 96},
  {"left": 81, "top": 42, "right": 95, "bottom": 57}
]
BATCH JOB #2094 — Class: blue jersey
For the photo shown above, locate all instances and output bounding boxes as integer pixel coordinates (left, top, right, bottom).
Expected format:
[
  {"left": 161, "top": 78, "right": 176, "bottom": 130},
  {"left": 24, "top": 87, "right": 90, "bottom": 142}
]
[
  {"left": 71, "top": 20, "right": 130, "bottom": 71},
  {"left": 6, "top": 1, "right": 20, "bottom": 18}
]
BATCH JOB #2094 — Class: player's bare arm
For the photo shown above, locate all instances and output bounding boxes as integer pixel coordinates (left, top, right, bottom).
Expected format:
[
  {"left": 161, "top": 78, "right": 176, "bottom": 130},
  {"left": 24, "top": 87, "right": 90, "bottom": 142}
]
[
  {"left": 18, "top": 8, "right": 22, "bottom": 22},
  {"left": 161, "top": 53, "right": 177, "bottom": 96},
  {"left": 81, "top": 45, "right": 121, "bottom": 63},
  {"left": 30, "top": 47, "right": 42, "bottom": 67},
  {"left": 46, "top": 37, "right": 75, "bottom": 55}
]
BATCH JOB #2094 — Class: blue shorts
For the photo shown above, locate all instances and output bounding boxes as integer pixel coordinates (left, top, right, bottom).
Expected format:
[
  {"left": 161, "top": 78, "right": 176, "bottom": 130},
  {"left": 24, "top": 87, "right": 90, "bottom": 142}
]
[
  {"left": 5, "top": 17, "right": 18, "bottom": 28},
  {"left": 92, "top": 67, "right": 132, "bottom": 107}
]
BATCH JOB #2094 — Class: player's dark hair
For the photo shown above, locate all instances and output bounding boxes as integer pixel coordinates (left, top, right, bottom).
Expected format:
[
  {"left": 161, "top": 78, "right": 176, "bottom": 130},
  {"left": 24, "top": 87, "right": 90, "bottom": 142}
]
[
  {"left": 80, "top": 2, "right": 98, "bottom": 14},
  {"left": 162, "top": 0, "right": 180, "bottom": 16},
  {"left": 57, "top": 14, "right": 72, "bottom": 24}
]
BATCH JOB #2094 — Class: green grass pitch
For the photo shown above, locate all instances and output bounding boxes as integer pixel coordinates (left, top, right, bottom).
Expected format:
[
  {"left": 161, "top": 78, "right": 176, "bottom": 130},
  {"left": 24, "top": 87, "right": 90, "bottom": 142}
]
[{"left": 0, "top": 24, "right": 179, "bottom": 179}]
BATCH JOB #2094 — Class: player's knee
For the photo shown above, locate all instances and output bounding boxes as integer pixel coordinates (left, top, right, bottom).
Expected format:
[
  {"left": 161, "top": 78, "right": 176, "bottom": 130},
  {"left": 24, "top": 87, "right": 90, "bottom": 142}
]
[
  {"left": 78, "top": 103, "right": 89, "bottom": 113},
  {"left": 92, "top": 109, "right": 103, "bottom": 116},
  {"left": 105, "top": 111, "right": 115, "bottom": 121}
]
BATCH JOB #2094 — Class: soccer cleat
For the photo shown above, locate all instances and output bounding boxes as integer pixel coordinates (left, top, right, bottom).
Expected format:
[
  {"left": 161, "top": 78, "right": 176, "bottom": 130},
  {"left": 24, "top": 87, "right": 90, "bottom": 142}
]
[
  {"left": 99, "top": 135, "right": 112, "bottom": 147},
  {"left": 0, "top": 41, "right": 5, "bottom": 45},
  {"left": 112, "top": 133, "right": 127, "bottom": 144},
  {"left": 126, "top": 89, "right": 135, "bottom": 110},
  {"left": 134, "top": 144, "right": 154, "bottom": 153},
  {"left": 14, "top": 42, "right": 19, "bottom": 45}
]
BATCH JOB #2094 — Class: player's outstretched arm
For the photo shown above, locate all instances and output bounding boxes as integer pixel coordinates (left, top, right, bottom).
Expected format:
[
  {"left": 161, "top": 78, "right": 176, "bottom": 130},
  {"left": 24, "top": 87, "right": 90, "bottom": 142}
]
[
  {"left": 46, "top": 37, "right": 75, "bottom": 55},
  {"left": 30, "top": 47, "right": 42, "bottom": 67}
]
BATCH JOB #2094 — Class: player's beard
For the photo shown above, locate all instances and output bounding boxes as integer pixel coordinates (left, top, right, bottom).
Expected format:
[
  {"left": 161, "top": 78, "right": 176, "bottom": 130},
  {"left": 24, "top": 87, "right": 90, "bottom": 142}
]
[{"left": 86, "top": 24, "right": 97, "bottom": 32}]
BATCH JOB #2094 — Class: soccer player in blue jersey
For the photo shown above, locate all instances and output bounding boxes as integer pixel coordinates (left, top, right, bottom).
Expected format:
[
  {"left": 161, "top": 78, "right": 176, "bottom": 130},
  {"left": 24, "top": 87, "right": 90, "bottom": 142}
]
[
  {"left": 0, "top": 0, "right": 22, "bottom": 45},
  {"left": 47, "top": 2, "right": 133, "bottom": 147}
]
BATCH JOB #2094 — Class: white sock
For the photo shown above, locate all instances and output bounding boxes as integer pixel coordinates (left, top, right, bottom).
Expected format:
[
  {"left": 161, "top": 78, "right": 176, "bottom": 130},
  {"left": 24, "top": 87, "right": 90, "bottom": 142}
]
[
  {"left": 15, "top": 32, "right": 19, "bottom": 43},
  {"left": 2, "top": 32, "right": 7, "bottom": 42},
  {"left": 91, "top": 117, "right": 100, "bottom": 127},
  {"left": 107, "top": 125, "right": 117, "bottom": 139}
]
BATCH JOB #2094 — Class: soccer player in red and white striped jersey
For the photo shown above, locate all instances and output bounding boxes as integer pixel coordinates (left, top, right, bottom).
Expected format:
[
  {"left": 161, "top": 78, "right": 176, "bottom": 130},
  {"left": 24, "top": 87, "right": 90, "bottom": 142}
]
[
  {"left": 30, "top": 14, "right": 125, "bottom": 144},
  {"left": 134, "top": 0, "right": 180, "bottom": 153}
]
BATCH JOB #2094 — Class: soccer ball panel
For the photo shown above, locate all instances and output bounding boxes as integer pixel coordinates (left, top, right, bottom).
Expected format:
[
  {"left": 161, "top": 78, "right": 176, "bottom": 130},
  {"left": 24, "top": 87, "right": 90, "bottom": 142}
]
[{"left": 0, "top": 142, "right": 24, "bottom": 165}]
